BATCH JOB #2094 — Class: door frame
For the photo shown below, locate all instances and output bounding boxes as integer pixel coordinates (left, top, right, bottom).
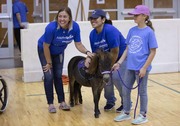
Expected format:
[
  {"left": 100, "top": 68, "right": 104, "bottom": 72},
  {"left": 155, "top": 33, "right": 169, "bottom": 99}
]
[
  {"left": 0, "top": 0, "right": 14, "bottom": 58},
  {"left": 118, "top": 0, "right": 178, "bottom": 20},
  {"left": 149, "top": 0, "right": 178, "bottom": 19}
]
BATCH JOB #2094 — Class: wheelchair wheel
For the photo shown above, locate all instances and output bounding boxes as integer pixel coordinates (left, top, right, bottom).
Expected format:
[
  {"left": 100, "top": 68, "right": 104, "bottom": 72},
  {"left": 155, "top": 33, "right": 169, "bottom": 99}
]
[{"left": 0, "top": 75, "right": 8, "bottom": 113}]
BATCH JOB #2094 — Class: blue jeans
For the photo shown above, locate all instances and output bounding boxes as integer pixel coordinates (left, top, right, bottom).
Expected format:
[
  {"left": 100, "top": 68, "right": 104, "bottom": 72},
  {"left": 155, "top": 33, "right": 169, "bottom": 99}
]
[
  {"left": 38, "top": 46, "right": 65, "bottom": 104},
  {"left": 104, "top": 60, "right": 127, "bottom": 106},
  {"left": 123, "top": 69, "right": 149, "bottom": 115}
]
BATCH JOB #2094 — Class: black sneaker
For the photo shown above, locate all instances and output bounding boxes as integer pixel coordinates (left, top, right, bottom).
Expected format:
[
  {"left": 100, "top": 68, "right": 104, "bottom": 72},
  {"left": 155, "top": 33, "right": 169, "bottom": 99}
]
[
  {"left": 104, "top": 104, "right": 114, "bottom": 111},
  {"left": 116, "top": 105, "right": 123, "bottom": 113}
]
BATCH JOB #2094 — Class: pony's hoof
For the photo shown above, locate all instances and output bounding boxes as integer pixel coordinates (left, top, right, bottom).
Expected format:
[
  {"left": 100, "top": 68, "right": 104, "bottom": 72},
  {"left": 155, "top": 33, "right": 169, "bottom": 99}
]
[
  {"left": 94, "top": 111, "right": 100, "bottom": 118},
  {"left": 94, "top": 114, "right": 99, "bottom": 118},
  {"left": 70, "top": 103, "right": 74, "bottom": 107},
  {"left": 79, "top": 99, "right": 83, "bottom": 104}
]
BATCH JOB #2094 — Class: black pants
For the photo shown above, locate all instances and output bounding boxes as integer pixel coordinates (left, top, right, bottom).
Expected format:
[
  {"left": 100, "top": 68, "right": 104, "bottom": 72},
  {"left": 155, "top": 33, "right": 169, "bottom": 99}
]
[{"left": 14, "top": 27, "right": 23, "bottom": 52}]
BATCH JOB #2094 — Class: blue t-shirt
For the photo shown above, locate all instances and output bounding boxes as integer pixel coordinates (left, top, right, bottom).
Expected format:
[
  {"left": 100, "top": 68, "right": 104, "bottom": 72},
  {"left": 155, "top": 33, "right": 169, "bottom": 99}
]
[
  {"left": 38, "top": 21, "right": 81, "bottom": 55},
  {"left": 126, "top": 26, "right": 158, "bottom": 71},
  {"left": 89, "top": 24, "right": 126, "bottom": 60},
  {"left": 13, "top": 0, "right": 28, "bottom": 28}
]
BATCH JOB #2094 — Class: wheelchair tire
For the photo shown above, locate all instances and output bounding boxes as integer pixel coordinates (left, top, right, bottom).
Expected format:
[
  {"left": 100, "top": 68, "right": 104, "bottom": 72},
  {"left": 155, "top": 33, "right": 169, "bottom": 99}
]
[{"left": 0, "top": 76, "right": 8, "bottom": 113}]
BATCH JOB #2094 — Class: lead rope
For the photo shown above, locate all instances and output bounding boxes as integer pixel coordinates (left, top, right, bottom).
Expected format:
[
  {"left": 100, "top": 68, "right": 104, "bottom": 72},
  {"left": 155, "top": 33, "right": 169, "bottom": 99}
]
[
  {"left": 134, "top": 77, "right": 141, "bottom": 119},
  {"left": 117, "top": 69, "right": 142, "bottom": 119}
]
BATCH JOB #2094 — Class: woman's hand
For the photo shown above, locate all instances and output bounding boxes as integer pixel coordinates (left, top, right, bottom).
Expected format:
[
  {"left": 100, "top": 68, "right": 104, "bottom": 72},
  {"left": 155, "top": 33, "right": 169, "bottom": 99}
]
[
  {"left": 20, "top": 23, "right": 25, "bottom": 28},
  {"left": 84, "top": 56, "right": 91, "bottom": 68},
  {"left": 139, "top": 67, "right": 146, "bottom": 78},
  {"left": 111, "top": 62, "right": 121, "bottom": 71},
  {"left": 43, "top": 63, "right": 52, "bottom": 73},
  {"left": 86, "top": 51, "right": 94, "bottom": 58},
  {"left": 84, "top": 52, "right": 94, "bottom": 68}
]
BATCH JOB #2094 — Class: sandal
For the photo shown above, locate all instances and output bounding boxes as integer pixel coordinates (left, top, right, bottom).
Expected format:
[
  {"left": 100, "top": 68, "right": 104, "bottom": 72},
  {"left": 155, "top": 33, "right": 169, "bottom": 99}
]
[
  {"left": 59, "top": 102, "right": 70, "bottom": 111},
  {"left": 48, "top": 105, "right": 56, "bottom": 113}
]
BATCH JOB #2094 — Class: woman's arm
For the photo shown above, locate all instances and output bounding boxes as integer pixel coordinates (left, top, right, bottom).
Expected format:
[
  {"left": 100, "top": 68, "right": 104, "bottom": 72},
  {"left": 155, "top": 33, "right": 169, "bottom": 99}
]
[
  {"left": 139, "top": 48, "right": 156, "bottom": 78},
  {"left": 75, "top": 42, "right": 94, "bottom": 68},
  {"left": 16, "top": 13, "right": 24, "bottom": 28},
  {"left": 112, "top": 46, "right": 128, "bottom": 70},
  {"left": 74, "top": 42, "right": 94, "bottom": 57},
  {"left": 43, "top": 42, "right": 52, "bottom": 72},
  {"left": 117, "top": 46, "right": 128, "bottom": 65},
  {"left": 110, "top": 47, "right": 119, "bottom": 64}
]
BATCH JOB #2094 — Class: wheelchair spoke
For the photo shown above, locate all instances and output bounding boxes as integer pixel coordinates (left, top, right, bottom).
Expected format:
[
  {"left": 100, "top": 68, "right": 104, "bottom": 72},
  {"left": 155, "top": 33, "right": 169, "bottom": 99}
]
[
  {"left": 0, "top": 96, "right": 4, "bottom": 104},
  {"left": 0, "top": 86, "right": 4, "bottom": 93}
]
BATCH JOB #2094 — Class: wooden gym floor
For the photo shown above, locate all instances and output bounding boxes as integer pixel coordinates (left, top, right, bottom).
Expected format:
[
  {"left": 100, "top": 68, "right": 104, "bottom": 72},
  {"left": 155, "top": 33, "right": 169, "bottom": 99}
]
[{"left": 0, "top": 67, "right": 179, "bottom": 126}]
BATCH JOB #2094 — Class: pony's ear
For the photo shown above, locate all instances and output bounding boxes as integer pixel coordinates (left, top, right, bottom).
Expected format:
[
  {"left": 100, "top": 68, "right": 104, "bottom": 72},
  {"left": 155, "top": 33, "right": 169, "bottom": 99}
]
[{"left": 88, "top": 54, "right": 98, "bottom": 74}]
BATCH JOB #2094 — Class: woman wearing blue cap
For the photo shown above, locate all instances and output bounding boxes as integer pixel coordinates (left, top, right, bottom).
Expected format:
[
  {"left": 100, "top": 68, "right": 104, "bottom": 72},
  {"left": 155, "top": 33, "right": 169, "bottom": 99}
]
[
  {"left": 85, "top": 9, "right": 126, "bottom": 113},
  {"left": 113, "top": 5, "right": 158, "bottom": 124}
]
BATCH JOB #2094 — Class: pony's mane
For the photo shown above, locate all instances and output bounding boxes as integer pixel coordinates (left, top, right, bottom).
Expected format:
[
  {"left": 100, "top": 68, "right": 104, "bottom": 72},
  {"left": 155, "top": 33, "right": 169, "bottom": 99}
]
[
  {"left": 88, "top": 53, "right": 98, "bottom": 74},
  {"left": 87, "top": 49, "right": 112, "bottom": 75}
]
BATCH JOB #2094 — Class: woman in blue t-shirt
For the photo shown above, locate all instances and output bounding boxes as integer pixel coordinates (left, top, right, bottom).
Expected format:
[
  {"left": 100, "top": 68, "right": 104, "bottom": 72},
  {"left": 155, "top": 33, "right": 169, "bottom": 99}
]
[
  {"left": 37, "top": 7, "right": 93, "bottom": 113},
  {"left": 86, "top": 9, "right": 126, "bottom": 112}
]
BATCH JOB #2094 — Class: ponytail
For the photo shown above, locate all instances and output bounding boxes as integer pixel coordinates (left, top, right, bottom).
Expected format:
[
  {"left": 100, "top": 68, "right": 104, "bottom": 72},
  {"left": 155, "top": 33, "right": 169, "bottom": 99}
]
[
  {"left": 104, "top": 12, "right": 112, "bottom": 25},
  {"left": 145, "top": 16, "right": 154, "bottom": 31},
  {"left": 101, "top": 12, "right": 113, "bottom": 25},
  {"left": 105, "top": 19, "right": 113, "bottom": 25}
]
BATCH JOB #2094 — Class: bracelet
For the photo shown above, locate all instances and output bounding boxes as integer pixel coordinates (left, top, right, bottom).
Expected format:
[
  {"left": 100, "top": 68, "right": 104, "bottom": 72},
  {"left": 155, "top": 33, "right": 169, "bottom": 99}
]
[
  {"left": 85, "top": 51, "right": 90, "bottom": 55},
  {"left": 47, "top": 63, "right": 52, "bottom": 66}
]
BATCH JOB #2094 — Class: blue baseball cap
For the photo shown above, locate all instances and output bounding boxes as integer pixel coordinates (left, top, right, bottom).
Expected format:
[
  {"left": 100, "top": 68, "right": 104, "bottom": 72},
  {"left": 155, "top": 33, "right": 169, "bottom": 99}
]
[
  {"left": 128, "top": 5, "right": 150, "bottom": 16},
  {"left": 89, "top": 9, "right": 106, "bottom": 19}
]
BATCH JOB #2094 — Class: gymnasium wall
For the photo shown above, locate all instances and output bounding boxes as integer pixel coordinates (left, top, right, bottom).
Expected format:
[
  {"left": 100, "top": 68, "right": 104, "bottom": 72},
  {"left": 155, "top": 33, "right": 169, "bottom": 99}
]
[{"left": 21, "top": 19, "right": 180, "bottom": 82}]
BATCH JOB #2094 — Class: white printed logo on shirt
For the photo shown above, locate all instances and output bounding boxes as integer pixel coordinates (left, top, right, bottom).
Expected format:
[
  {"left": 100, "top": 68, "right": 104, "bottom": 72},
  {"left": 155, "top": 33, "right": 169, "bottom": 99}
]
[{"left": 129, "top": 36, "right": 143, "bottom": 53}]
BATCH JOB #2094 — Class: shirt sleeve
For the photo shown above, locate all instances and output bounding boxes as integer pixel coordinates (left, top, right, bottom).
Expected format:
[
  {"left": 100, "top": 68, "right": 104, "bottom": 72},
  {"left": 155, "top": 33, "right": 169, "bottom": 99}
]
[
  {"left": 105, "top": 26, "right": 120, "bottom": 49},
  {"left": 148, "top": 31, "right": 158, "bottom": 49},
  {"left": 73, "top": 22, "right": 81, "bottom": 42},
  {"left": 44, "top": 24, "right": 54, "bottom": 44},
  {"left": 13, "top": 5, "right": 19, "bottom": 14},
  {"left": 89, "top": 32, "right": 94, "bottom": 52},
  {"left": 125, "top": 28, "right": 132, "bottom": 45}
]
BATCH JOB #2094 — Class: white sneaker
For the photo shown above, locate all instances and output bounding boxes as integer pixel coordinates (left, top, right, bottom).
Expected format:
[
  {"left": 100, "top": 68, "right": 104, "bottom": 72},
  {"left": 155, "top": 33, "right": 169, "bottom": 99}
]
[
  {"left": 131, "top": 114, "right": 148, "bottom": 125},
  {"left": 114, "top": 111, "right": 131, "bottom": 122}
]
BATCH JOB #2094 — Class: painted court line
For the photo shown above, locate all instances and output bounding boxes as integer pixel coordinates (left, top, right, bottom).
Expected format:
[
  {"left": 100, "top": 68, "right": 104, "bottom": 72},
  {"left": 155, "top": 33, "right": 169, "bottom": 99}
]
[
  {"left": 148, "top": 79, "right": 180, "bottom": 94},
  {"left": 26, "top": 91, "right": 76, "bottom": 97}
]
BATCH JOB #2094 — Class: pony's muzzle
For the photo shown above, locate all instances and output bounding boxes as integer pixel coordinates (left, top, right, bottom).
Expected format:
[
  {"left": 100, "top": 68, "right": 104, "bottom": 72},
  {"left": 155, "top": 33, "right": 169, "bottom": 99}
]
[{"left": 103, "top": 74, "right": 110, "bottom": 83}]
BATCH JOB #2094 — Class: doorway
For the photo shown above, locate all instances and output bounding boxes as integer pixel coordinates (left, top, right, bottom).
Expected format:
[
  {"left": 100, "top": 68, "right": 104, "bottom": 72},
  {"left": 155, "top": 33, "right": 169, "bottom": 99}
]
[
  {"left": 0, "top": 0, "right": 23, "bottom": 69},
  {"left": 0, "top": 0, "right": 14, "bottom": 58}
]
